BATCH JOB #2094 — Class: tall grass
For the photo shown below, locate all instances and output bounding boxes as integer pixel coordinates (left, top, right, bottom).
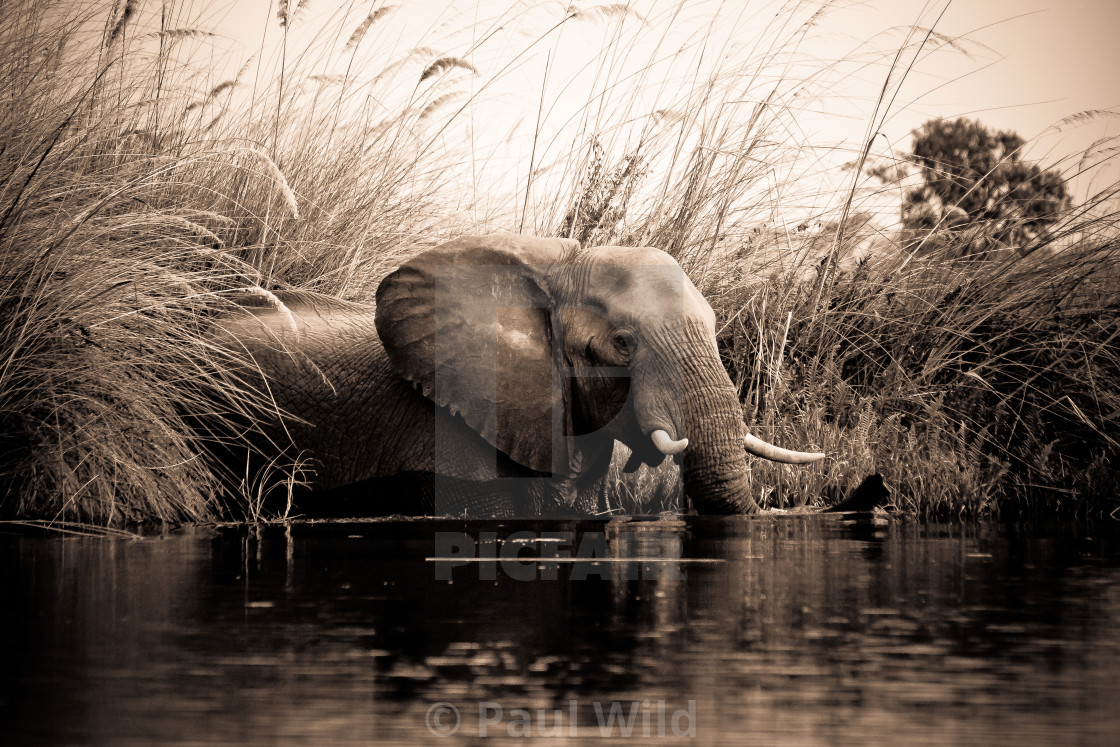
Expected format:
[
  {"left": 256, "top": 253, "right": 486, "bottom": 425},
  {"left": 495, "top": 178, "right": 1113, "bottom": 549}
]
[
  {"left": 0, "top": 0, "right": 455, "bottom": 523},
  {"left": 2, "top": 0, "right": 1117, "bottom": 524},
  {"left": 720, "top": 231, "right": 1120, "bottom": 518}
]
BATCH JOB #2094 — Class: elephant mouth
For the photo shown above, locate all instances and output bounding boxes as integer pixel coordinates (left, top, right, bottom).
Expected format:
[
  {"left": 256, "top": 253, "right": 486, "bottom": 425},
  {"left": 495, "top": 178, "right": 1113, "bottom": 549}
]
[
  {"left": 619, "top": 432, "right": 671, "bottom": 473},
  {"left": 619, "top": 427, "right": 687, "bottom": 472},
  {"left": 621, "top": 448, "right": 666, "bottom": 473}
]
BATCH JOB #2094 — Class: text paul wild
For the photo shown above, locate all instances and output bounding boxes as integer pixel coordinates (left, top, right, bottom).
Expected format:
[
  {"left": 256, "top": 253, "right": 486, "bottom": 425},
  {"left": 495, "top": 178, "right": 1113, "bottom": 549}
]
[{"left": 425, "top": 699, "right": 697, "bottom": 738}]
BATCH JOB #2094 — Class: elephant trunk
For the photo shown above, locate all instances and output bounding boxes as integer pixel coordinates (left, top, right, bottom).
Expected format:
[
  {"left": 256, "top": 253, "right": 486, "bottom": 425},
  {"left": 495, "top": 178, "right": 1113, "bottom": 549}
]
[
  {"left": 677, "top": 374, "right": 760, "bottom": 515},
  {"left": 636, "top": 323, "right": 760, "bottom": 515}
]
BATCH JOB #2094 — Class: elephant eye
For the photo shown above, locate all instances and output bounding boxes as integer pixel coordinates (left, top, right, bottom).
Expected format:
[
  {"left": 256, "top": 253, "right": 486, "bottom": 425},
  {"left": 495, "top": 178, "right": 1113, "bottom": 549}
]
[
  {"left": 585, "top": 332, "right": 631, "bottom": 365},
  {"left": 610, "top": 331, "right": 633, "bottom": 362}
]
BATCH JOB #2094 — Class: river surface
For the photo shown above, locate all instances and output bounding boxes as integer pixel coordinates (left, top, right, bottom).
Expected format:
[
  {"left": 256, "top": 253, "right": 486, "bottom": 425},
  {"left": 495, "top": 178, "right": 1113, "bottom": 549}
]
[{"left": 2, "top": 515, "right": 1119, "bottom": 745}]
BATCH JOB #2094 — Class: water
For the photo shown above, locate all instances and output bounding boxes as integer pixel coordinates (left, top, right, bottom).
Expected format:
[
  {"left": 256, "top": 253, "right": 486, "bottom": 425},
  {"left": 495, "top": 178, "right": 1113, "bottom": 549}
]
[{"left": 3, "top": 516, "right": 1119, "bottom": 745}]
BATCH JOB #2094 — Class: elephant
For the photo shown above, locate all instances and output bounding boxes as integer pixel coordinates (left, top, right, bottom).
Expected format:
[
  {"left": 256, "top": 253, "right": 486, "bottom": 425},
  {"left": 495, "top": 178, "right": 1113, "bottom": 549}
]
[{"left": 211, "top": 234, "right": 831, "bottom": 518}]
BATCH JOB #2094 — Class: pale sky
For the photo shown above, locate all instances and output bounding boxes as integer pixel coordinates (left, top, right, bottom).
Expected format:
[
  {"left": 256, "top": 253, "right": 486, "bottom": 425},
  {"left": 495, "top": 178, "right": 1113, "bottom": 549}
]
[
  {"left": 877, "top": 0, "right": 1120, "bottom": 175},
  {"left": 196, "top": 1, "right": 1120, "bottom": 132},
  {"left": 139, "top": 0, "right": 1120, "bottom": 213}
]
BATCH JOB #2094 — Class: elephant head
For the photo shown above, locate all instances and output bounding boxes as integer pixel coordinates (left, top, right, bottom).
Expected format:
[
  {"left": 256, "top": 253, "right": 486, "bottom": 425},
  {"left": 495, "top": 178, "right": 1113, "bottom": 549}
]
[{"left": 375, "top": 235, "right": 822, "bottom": 515}]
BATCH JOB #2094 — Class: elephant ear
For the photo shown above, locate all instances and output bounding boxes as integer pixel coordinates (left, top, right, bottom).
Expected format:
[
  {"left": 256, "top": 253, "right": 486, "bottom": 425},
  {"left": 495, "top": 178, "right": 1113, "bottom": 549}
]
[{"left": 375, "top": 234, "right": 581, "bottom": 475}]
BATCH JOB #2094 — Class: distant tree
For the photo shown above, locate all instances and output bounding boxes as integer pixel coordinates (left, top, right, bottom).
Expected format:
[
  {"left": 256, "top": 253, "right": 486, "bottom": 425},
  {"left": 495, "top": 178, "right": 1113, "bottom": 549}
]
[{"left": 899, "top": 117, "right": 1071, "bottom": 256}]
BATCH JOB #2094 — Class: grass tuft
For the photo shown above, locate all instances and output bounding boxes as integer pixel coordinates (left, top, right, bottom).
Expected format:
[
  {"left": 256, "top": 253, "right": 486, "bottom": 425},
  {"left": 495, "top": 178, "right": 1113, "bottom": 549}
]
[
  {"left": 419, "top": 56, "right": 478, "bottom": 83},
  {"left": 346, "top": 6, "right": 396, "bottom": 50}
]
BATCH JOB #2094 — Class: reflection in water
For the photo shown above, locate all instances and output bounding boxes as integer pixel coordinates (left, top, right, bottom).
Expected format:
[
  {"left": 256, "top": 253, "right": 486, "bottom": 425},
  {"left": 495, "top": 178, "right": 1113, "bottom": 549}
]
[{"left": 2, "top": 517, "right": 1119, "bottom": 744}]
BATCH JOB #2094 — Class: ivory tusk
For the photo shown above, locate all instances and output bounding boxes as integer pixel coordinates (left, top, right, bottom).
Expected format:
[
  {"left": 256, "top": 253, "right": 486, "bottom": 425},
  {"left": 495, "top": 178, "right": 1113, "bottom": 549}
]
[
  {"left": 744, "top": 433, "right": 826, "bottom": 464},
  {"left": 651, "top": 429, "right": 689, "bottom": 455}
]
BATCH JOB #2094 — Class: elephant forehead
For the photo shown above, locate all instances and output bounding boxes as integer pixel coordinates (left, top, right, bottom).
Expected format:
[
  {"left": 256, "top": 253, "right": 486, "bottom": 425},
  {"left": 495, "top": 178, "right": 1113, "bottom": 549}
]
[
  {"left": 582, "top": 247, "right": 689, "bottom": 291},
  {"left": 588, "top": 244, "right": 677, "bottom": 264},
  {"left": 576, "top": 254, "right": 714, "bottom": 328}
]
